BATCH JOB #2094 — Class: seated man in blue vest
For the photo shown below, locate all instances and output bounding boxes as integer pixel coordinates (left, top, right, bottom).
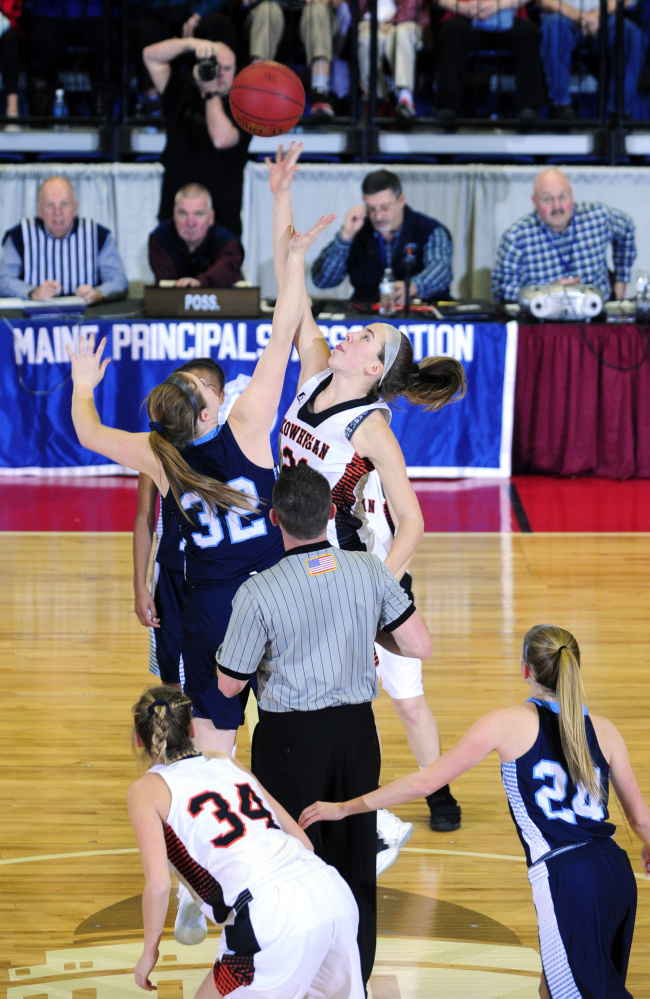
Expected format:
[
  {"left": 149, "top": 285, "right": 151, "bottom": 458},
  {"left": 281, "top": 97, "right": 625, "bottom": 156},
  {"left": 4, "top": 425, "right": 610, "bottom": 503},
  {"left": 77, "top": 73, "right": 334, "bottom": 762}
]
[
  {"left": 311, "top": 169, "right": 453, "bottom": 306},
  {"left": 0, "top": 175, "right": 128, "bottom": 303},
  {"left": 148, "top": 182, "right": 243, "bottom": 288}
]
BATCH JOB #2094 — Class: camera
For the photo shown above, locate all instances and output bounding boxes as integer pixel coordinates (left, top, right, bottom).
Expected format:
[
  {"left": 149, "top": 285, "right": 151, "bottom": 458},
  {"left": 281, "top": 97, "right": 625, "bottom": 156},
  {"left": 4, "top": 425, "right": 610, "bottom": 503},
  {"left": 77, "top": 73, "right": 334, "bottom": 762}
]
[{"left": 197, "top": 56, "right": 218, "bottom": 82}]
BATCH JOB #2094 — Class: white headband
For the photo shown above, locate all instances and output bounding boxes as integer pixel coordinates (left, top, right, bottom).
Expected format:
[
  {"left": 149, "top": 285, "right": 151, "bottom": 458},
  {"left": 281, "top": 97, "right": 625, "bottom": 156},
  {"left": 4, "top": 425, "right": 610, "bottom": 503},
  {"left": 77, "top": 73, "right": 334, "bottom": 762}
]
[{"left": 378, "top": 323, "right": 405, "bottom": 384}]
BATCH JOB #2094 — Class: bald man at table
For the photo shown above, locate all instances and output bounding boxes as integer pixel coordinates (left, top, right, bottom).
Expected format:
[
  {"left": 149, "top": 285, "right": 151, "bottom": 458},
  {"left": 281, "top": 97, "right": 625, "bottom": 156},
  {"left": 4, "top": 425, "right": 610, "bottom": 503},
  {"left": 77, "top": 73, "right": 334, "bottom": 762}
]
[
  {"left": 491, "top": 168, "right": 636, "bottom": 304},
  {"left": 0, "top": 175, "right": 128, "bottom": 303}
]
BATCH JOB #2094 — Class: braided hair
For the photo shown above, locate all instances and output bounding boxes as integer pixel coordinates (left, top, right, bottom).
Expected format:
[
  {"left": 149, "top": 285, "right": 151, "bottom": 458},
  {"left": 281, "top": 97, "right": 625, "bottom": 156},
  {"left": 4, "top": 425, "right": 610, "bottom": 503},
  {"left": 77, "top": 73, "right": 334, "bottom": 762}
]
[{"left": 132, "top": 685, "right": 198, "bottom": 765}]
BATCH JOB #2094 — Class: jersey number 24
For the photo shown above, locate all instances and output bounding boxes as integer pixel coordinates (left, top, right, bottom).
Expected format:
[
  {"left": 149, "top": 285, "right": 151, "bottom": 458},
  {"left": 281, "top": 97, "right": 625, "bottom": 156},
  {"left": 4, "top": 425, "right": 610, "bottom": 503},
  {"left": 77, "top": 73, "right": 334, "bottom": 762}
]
[{"left": 533, "top": 760, "right": 605, "bottom": 825}]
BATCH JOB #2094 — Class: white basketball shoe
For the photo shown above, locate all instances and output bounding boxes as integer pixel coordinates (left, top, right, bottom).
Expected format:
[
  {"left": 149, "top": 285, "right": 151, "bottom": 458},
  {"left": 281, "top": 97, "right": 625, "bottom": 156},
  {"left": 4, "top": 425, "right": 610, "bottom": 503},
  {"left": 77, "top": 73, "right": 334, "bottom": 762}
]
[
  {"left": 376, "top": 808, "right": 414, "bottom": 876},
  {"left": 174, "top": 883, "right": 208, "bottom": 945}
]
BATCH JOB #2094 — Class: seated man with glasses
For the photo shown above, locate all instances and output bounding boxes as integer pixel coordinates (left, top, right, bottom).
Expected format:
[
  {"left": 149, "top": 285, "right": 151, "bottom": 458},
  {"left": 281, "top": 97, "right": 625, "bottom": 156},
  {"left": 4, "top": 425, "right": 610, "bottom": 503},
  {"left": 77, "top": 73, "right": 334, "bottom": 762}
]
[
  {"left": 311, "top": 168, "right": 452, "bottom": 307},
  {"left": 0, "top": 175, "right": 128, "bottom": 303},
  {"left": 492, "top": 167, "right": 636, "bottom": 303}
]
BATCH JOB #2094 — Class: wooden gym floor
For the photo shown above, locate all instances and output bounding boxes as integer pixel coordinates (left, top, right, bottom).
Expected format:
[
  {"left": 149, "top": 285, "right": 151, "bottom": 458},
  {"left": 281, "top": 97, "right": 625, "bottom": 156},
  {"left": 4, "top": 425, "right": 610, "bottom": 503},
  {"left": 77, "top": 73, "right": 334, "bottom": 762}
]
[{"left": 1, "top": 478, "right": 648, "bottom": 998}]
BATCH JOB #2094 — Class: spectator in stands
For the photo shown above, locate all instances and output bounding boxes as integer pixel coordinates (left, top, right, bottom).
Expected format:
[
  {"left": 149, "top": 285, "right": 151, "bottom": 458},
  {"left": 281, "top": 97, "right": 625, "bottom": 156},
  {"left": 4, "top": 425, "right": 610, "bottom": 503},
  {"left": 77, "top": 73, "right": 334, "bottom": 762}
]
[
  {"left": 143, "top": 21, "right": 251, "bottom": 238},
  {"left": 129, "top": 2, "right": 234, "bottom": 116},
  {"left": 0, "top": 175, "right": 128, "bottom": 302},
  {"left": 491, "top": 167, "right": 636, "bottom": 303},
  {"left": 149, "top": 182, "right": 244, "bottom": 287},
  {"left": 539, "top": 0, "right": 645, "bottom": 119},
  {"left": 1, "top": 0, "right": 22, "bottom": 123},
  {"left": 433, "top": 0, "right": 545, "bottom": 125},
  {"left": 311, "top": 168, "right": 452, "bottom": 305},
  {"left": 357, "top": 0, "right": 428, "bottom": 121},
  {"left": 27, "top": 0, "right": 106, "bottom": 118},
  {"left": 245, "top": 0, "right": 348, "bottom": 118}
]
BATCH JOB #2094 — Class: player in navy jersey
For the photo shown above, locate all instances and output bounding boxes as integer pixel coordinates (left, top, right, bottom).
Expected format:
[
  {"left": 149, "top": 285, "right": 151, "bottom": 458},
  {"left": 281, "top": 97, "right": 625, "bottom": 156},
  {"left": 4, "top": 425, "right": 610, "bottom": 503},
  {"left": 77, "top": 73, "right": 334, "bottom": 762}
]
[
  {"left": 128, "top": 685, "right": 364, "bottom": 998},
  {"left": 68, "top": 208, "right": 336, "bottom": 758},
  {"left": 301, "top": 623, "right": 650, "bottom": 999},
  {"left": 133, "top": 359, "right": 227, "bottom": 688},
  {"left": 270, "top": 143, "right": 466, "bottom": 839}
]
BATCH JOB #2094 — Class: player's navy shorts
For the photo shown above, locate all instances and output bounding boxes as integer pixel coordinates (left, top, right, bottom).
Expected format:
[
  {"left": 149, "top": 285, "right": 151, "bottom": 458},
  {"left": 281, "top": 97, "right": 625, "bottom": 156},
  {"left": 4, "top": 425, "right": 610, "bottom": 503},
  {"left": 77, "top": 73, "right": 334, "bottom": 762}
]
[
  {"left": 528, "top": 836, "right": 636, "bottom": 999},
  {"left": 182, "top": 581, "right": 257, "bottom": 731},
  {"left": 153, "top": 565, "right": 185, "bottom": 685}
]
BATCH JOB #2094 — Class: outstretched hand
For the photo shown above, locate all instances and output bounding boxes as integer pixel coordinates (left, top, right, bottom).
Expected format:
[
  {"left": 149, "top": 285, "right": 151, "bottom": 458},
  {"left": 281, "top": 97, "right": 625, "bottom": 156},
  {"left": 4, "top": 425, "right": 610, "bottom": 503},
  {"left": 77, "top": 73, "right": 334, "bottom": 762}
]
[
  {"left": 65, "top": 332, "right": 111, "bottom": 391},
  {"left": 299, "top": 800, "right": 346, "bottom": 830},
  {"left": 266, "top": 141, "right": 304, "bottom": 195},
  {"left": 287, "top": 213, "right": 336, "bottom": 255}
]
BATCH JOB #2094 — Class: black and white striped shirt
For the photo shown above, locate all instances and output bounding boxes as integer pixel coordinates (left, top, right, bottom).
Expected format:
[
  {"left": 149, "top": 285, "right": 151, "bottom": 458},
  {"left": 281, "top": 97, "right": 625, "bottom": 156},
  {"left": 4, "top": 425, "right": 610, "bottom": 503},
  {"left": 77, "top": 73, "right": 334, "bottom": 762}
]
[{"left": 217, "top": 541, "right": 414, "bottom": 713}]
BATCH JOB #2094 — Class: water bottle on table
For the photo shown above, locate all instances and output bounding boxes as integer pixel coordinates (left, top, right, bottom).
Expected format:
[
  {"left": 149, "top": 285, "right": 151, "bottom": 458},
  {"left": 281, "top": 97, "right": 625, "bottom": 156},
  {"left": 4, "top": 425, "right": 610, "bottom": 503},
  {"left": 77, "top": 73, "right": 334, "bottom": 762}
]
[
  {"left": 53, "top": 89, "right": 69, "bottom": 131},
  {"left": 635, "top": 270, "right": 650, "bottom": 323},
  {"left": 379, "top": 267, "right": 396, "bottom": 317}
]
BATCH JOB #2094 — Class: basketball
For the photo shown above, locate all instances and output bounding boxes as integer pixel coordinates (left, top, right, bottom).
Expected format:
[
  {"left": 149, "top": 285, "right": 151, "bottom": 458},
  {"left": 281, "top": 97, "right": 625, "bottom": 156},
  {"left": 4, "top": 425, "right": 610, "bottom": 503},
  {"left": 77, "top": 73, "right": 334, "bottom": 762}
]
[{"left": 229, "top": 61, "right": 305, "bottom": 137}]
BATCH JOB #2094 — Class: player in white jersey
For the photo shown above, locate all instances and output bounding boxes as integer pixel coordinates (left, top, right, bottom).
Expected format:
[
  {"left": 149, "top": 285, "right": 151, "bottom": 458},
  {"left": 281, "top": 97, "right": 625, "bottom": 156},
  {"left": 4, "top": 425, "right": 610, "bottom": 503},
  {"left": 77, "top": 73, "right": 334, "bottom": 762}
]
[
  {"left": 361, "top": 473, "right": 426, "bottom": 707},
  {"left": 301, "top": 624, "right": 650, "bottom": 999},
  {"left": 270, "top": 143, "right": 466, "bottom": 837},
  {"left": 129, "top": 685, "right": 364, "bottom": 998}
]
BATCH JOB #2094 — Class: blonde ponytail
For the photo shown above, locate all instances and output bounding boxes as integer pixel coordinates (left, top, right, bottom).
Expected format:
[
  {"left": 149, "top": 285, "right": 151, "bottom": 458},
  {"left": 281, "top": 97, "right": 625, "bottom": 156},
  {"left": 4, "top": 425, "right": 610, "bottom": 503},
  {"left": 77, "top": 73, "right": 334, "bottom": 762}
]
[
  {"left": 149, "top": 431, "right": 256, "bottom": 519},
  {"left": 147, "top": 377, "right": 256, "bottom": 520},
  {"left": 523, "top": 625, "right": 601, "bottom": 803},
  {"left": 555, "top": 647, "right": 600, "bottom": 802}
]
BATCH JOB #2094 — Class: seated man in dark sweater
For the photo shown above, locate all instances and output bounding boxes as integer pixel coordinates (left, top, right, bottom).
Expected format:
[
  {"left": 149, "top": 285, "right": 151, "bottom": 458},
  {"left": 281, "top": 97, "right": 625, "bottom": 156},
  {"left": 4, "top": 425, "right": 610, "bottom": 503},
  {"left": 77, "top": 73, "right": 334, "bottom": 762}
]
[
  {"left": 148, "top": 183, "right": 243, "bottom": 288},
  {"left": 311, "top": 169, "right": 452, "bottom": 305}
]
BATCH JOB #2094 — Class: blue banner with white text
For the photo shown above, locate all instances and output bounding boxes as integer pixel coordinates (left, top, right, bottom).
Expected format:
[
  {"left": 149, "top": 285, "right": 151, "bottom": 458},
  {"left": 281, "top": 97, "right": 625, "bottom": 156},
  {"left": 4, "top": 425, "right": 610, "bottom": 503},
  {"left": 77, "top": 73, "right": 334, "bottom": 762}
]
[{"left": 0, "top": 317, "right": 517, "bottom": 476}]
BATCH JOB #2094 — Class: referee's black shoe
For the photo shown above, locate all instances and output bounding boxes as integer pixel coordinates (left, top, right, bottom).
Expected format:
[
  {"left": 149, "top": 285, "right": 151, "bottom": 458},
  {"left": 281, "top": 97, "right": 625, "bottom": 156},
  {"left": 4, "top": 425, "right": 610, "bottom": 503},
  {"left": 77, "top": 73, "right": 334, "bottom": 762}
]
[{"left": 426, "top": 785, "right": 461, "bottom": 832}]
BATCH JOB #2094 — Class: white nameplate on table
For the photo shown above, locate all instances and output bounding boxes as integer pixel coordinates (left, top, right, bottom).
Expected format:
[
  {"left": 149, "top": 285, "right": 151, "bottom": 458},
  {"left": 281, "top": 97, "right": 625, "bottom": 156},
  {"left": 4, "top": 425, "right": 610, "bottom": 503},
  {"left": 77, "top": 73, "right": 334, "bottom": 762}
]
[{"left": 0, "top": 295, "right": 87, "bottom": 314}]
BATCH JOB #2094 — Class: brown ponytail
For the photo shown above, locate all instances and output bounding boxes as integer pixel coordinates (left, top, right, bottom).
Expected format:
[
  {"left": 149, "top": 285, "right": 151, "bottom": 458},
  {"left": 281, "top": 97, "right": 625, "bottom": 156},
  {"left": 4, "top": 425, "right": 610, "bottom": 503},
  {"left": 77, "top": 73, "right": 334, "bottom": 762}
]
[
  {"left": 373, "top": 333, "right": 466, "bottom": 410},
  {"left": 146, "top": 375, "right": 255, "bottom": 519},
  {"left": 523, "top": 624, "right": 601, "bottom": 802}
]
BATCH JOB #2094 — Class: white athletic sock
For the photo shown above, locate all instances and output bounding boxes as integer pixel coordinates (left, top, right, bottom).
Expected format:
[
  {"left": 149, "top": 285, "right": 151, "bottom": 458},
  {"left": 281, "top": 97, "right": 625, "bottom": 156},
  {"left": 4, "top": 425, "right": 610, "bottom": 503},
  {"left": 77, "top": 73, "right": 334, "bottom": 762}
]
[
  {"left": 312, "top": 73, "right": 330, "bottom": 93},
  {"left": 398, "top": 87, "right": 414, "bottom": 105}
]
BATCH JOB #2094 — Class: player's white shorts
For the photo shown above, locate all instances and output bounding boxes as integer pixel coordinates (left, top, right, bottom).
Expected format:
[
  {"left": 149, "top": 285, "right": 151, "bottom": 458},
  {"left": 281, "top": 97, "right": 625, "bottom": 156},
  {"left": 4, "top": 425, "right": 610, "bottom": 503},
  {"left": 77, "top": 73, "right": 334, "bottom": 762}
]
[
  {"left": 375, "top": 644, "right": 424, "bottom": 700},
  {"left": 214, "top": 863, "right": 364, "bottom": 998}
]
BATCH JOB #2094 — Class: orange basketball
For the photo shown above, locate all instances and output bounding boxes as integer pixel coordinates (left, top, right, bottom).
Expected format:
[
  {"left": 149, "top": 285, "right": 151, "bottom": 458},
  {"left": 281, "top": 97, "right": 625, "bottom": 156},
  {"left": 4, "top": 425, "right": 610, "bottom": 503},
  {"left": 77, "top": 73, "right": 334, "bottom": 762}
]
[{"left": 229, "top": 61, "right": 305, "bottom": 137}]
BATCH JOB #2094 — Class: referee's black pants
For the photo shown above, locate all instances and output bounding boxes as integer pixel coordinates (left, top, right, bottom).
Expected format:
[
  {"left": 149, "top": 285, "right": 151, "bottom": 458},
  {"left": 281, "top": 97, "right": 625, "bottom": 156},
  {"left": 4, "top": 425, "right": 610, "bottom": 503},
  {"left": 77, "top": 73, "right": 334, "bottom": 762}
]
[{"left": 251, "top": 701, "right": 381, "bottom": 987}]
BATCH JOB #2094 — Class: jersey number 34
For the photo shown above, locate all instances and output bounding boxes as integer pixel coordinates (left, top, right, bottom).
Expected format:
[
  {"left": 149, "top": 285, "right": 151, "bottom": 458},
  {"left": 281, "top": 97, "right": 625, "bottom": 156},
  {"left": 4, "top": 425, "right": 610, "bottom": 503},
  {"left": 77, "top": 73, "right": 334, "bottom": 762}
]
[{"left": 188, "top": 782, "right": 280, "bottom": 848}]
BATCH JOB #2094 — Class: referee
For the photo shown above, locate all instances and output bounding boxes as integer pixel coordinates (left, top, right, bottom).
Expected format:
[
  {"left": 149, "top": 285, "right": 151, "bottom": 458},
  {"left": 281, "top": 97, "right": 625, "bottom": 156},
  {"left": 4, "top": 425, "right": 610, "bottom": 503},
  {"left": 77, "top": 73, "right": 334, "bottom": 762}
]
[{"left": 217, "top": 464, "right": 432, "bottom": 986}]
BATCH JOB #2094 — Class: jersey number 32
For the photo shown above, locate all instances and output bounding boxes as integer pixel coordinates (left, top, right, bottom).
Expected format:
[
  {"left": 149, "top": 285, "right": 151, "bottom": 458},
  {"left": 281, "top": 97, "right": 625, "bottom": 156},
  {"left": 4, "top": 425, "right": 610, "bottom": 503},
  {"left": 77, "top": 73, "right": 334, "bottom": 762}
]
[{"left": 180, "top": 477, "right": 267, "bottom": 550}]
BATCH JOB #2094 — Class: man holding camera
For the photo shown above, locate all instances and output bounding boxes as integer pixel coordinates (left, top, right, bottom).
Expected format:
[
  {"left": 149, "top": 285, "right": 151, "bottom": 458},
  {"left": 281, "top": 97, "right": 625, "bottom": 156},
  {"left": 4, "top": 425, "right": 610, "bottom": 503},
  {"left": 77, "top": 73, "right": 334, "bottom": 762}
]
[{"left": 143, "top": 27, "right": 251, "bottom": 238}]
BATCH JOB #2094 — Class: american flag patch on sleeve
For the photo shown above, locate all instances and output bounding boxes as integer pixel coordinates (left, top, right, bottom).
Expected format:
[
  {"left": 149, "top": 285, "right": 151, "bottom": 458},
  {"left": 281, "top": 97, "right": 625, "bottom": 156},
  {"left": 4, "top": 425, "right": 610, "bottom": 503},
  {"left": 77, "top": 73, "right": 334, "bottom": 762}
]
[{"left": 306, "top": 553, "right": 337, "bottom": 575}]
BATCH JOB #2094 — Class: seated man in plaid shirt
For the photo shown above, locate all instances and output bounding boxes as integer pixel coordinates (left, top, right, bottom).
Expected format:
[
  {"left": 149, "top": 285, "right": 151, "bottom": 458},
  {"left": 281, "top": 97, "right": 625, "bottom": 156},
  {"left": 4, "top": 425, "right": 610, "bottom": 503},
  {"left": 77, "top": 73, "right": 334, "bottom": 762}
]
[{"left": 492, "top": 167, "right": 636, "bottom": 304}]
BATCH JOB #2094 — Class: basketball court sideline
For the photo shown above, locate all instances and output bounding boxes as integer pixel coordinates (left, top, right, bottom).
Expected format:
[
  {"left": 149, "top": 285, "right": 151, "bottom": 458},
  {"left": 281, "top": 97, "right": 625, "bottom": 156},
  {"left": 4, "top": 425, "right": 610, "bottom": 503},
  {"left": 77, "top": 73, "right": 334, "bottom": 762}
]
[{"left": 2, "top": 473, "right": 650, "bottom": 532}]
